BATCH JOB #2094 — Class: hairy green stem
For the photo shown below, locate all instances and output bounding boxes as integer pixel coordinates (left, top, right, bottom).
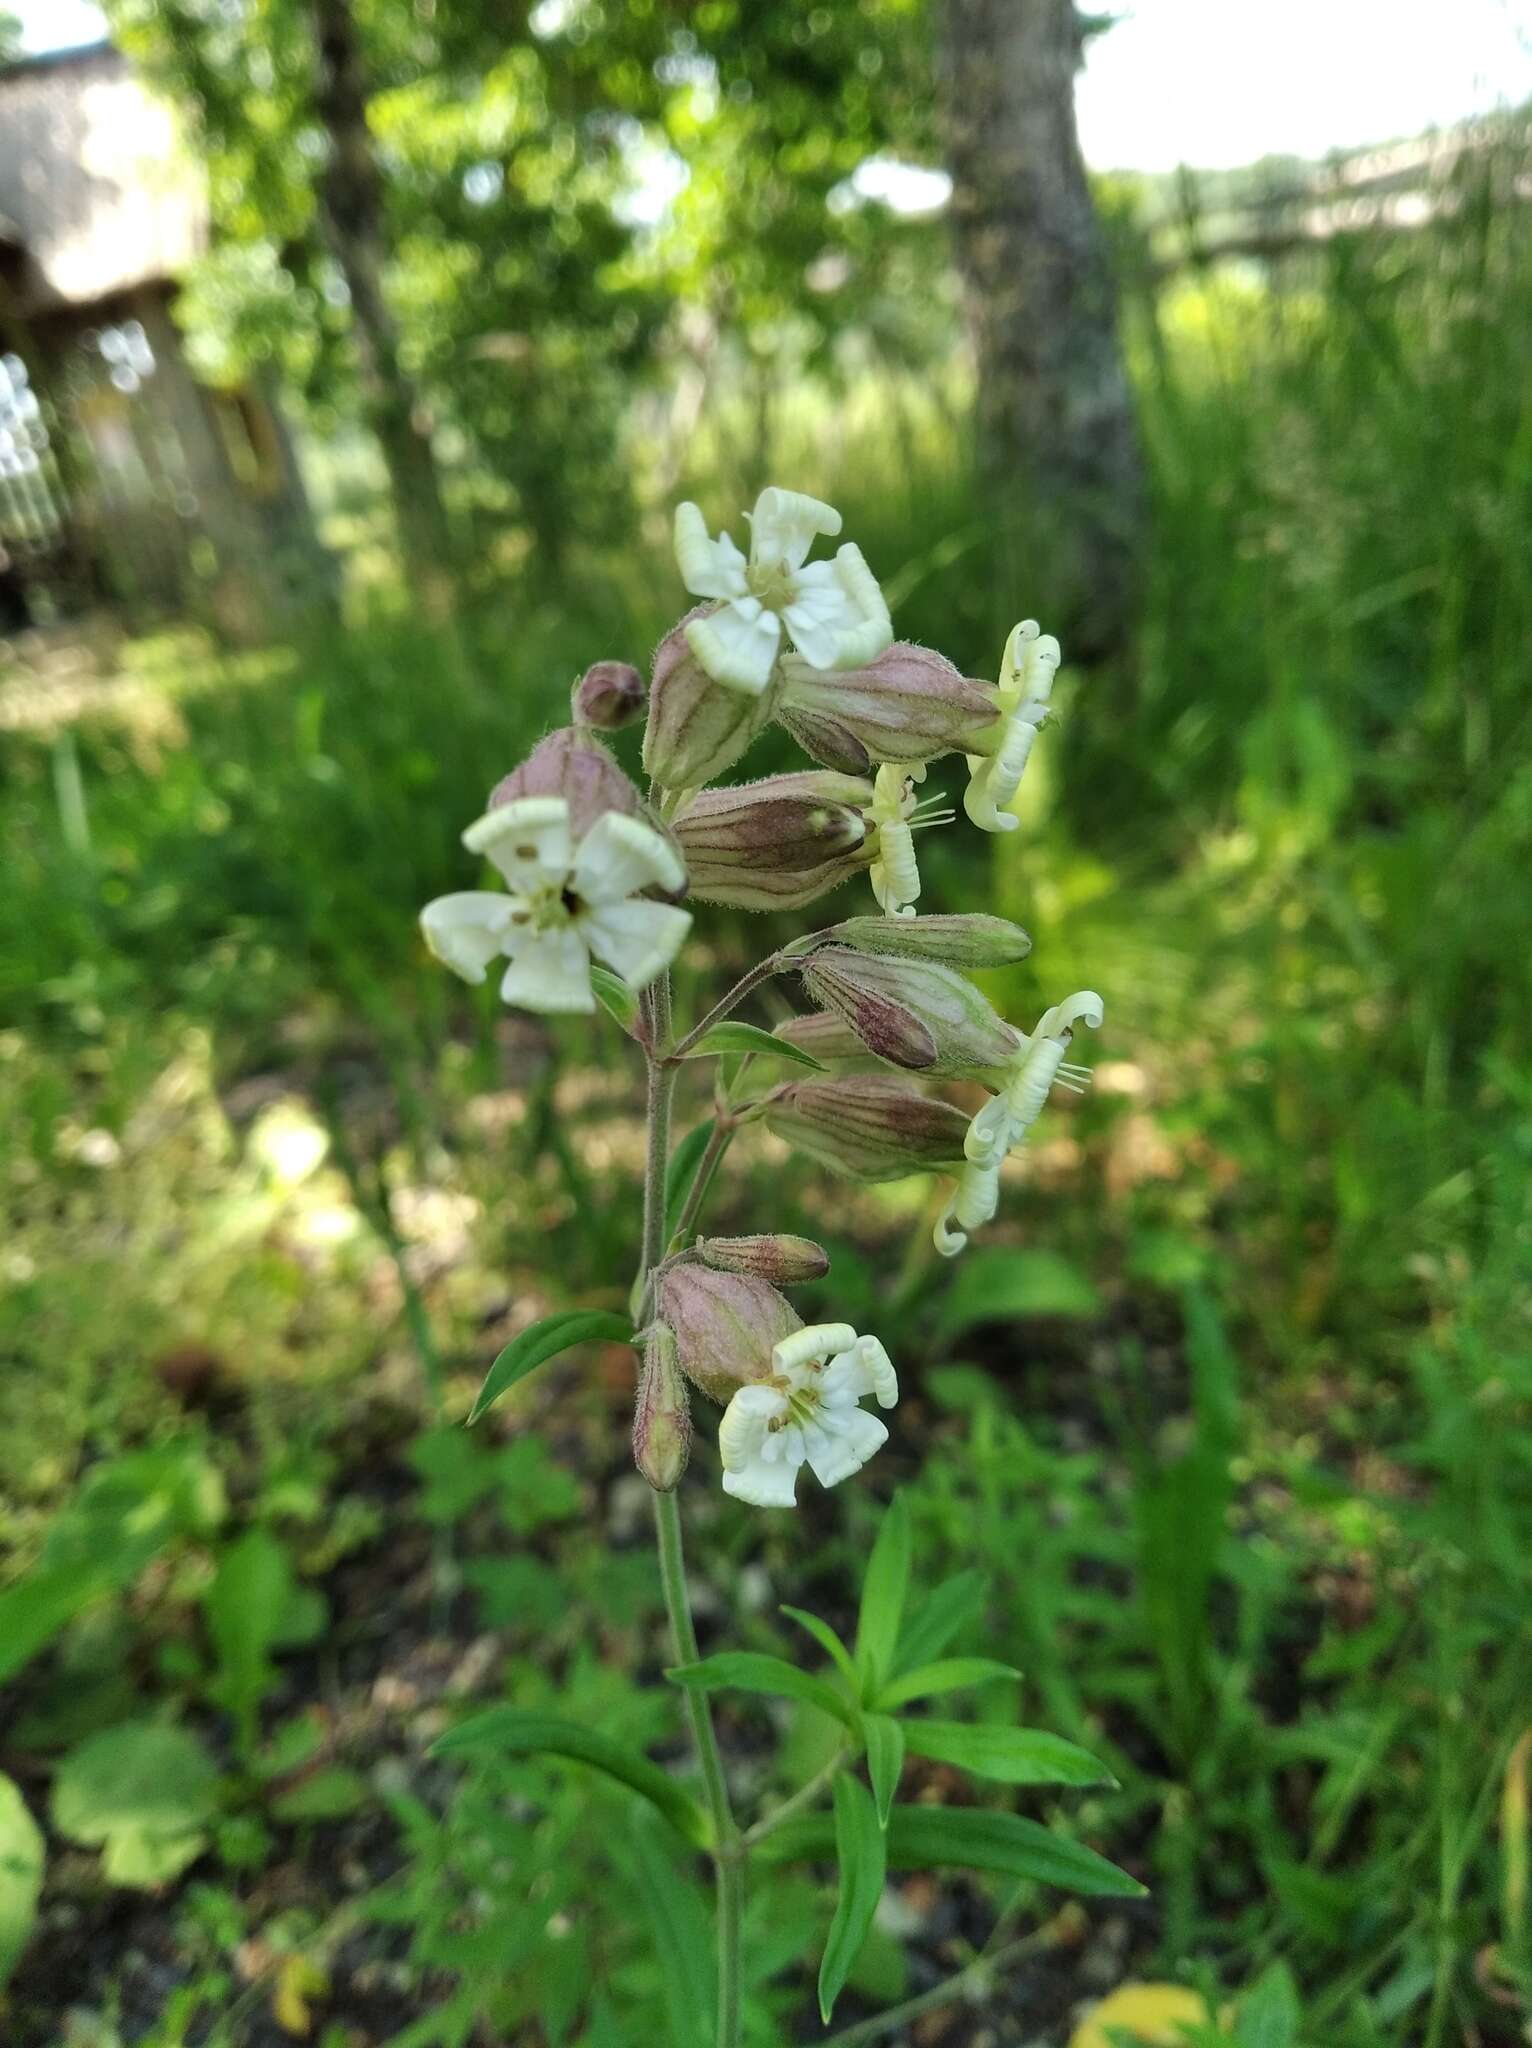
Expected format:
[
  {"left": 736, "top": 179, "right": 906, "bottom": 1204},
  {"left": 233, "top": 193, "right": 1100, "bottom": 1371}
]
[
  {"left": 666, "top": 952, "right": 786, "bottom": 1061},
  {"left": 667, "top": 1116, "right": 737, "bottom": 1251},
  {"left": 641, "top": 973, "right": 744, "bottom": 2048}
]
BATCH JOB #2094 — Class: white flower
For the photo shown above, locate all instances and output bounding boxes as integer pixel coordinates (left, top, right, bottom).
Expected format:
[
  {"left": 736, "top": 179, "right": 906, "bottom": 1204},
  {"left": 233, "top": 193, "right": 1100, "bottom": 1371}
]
[
  {"left": 866, "top": 762, "right": 921, "bottom": 918},
  {"left": 420, "top": 796, "right": 691, "bottom": 1015},
  {"left": 718, "top": 1323, "right": 898, "bottom": 1507},
  {"left": 674, "top": 486, "right": 892, "bottom": 697},
  {"left": 963, "top": 619, "right": 1062, "bottom": 833},
  {"left": 934, "top": 990, "right": 1103, "bottom": 1256}
]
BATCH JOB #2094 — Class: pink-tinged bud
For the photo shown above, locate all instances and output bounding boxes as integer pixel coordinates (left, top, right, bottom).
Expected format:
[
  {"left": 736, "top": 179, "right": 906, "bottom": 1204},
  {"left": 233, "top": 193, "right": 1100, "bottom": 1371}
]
[
  {"left": 777, "top": 643, "right": 997, "bottom": 770},
  {"left": 763, "top": 1075, "right": 971, "bottom": 1182},
  {"left": 655, "top": 1264, "right": 801, "bottom": 1405},
  {"left": 671, "top": 771, "right": 873, "bottom": 910},
  {"left": 488, "top": 726, "right": 640, "bottom": 837},
  {"left": 773, "top": 1011, "right": 873, "bottom": 1063},
  {"left": 695, "top": 1234, "right": 831, "bottom": 1283},
  {"left": 633, "top": 1323, "right": 692, "bottom": 1491},
  {"left": 643, "top": 608, "right": 778, "bottom": 792},
  {"left": 812, "top": 913, "right": 1033, "bottom": 969},
  {"left": 573, "top": 660, "right": 646, "bottom": 732},
  {"left": 798, "top": 948, "right": 1022, "bottom": 1074}
]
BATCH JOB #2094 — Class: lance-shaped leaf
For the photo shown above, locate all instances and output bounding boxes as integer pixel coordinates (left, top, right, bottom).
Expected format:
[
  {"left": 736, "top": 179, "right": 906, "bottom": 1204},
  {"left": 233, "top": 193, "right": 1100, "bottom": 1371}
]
[
  {"left": 780, "top": 1605, "right": 861, "bottom": 1693},
  {"left": 855, "top": 1492, "right": 911, "bottom": 1692},
  {"left": 470, "top": 1310, "right": 634, "bottom": 1423},
  {"left": 756, "top": 1805, "right": 1144, "bottom": 1897},
  {"left": 666, "top": 1652, "right": 856, "bottom": 1731},
  {"left": 664, "top": 1119, "right": 717, "bottom": 1238},
  {"left": 877, "top": 1657, "right": 1022, "bottom": 1710},
  {"left": 818, "top": 1774, "right": 887, "bottom": 2023},
  {"left": 681, "top": 1022, "right": 825, "bottom": 1070},
  {"left": 589, "top": 963, "right": 640, "bottom": 1031},
  {"left": 901, "top": 1721, "right": 1116, "bottom": 1788},
  {"left": 894, "top": 1570, "right": 989, "bottom": 1672},
  {"left": 863, "top": 1714, "right": 904, "bottom": 1827},
  {"left": 433, "top": 1710, "right": 710, "bottom": 1847}
]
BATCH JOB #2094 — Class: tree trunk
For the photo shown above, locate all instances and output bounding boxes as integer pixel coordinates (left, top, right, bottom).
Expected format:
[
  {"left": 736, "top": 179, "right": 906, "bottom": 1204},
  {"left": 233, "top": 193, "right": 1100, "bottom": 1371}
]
[
  {"left": 938, "top": 0, "right": 1144, "bottom": 659},
  {"left": 310, "top": 0, "right": 457, "bottom": 609}
]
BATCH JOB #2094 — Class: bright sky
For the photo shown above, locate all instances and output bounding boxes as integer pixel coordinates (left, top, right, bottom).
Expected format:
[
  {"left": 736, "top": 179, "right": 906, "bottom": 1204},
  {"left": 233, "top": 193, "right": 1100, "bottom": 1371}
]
[{"left": 10, "top": 0, "right": 1532, "bottom": 173}]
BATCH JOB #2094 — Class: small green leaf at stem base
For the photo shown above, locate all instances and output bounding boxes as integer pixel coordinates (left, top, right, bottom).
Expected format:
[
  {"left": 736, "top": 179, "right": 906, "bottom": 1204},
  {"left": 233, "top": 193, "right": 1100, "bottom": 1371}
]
[
  {"left": 468, "top": 1310, "right": 633, "bottom": 1424},
  {"left": 589, "top": 963, "right": 641, "bottom": 1032},
  {"left": 877, "top": 1657, "right": 1022, "bottom": 1710},
  {"left": 780, "top": 1605, "right": 861, "bottom": 1693},
  {"left": 900, "top": 1720, "right": 1116, "bottom": 1787},
  {"left": 433, "top": 1708, "right": 710, "bottom": 1847},
  {"left": 863, "top": 1714, "right": 904, "bottom": 1827},
  {"left": 680, "top": 1022, "right": 826, "bottom": 1070},
  {"left": 666, "top": 1652, "right": 856, "bottom": 1731},
  {"left": 819, "top": 1773, "right": 887, "bottom": 2023}
]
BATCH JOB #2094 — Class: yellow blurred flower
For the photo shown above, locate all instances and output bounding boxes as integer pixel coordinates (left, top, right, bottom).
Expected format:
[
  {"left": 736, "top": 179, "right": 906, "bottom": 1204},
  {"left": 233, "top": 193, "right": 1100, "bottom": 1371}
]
[{"left": 1068, "top": 1981, "right": 1213, "bottom": 2048}]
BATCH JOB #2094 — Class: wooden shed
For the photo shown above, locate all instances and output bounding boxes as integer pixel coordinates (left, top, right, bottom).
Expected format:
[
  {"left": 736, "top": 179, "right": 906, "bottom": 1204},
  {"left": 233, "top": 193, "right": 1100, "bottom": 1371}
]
[{"left": 0, "top": 41, "right": 324, "bottom": 633}]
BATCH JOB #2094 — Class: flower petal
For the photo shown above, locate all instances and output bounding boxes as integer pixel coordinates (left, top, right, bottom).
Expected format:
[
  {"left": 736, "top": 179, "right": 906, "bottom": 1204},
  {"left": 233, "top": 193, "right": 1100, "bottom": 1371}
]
[
  {"left": 827, "top": 544, "right": 893, "bottom": 667},
  {"left": 722, "top": 1456, "right": 801, "bottom": 1508},
  {"left": 674, "top": 503, "right": 750, "bottom": 600},
  {"left": 581, "top": 898, "right": 691, "bottom": 989},
  {"left": 420, "top": 891, "right": 514, "bottom": 983},
  {"left": 773, "top": 1323, "right": 857, "bottom": 1375},
  {"left": 749, "top": 486, "right": 841, "bottom": 570},
  {"left": 804, "top": 1407, "right": 888, "bottom": 1489},
  {"left": 498, "top": 925, "right": 594, "bottom": 1014},
  {"left": 573, "top": 811, "right": 686, "bottom": 904},
  {"left": 685, "top": 604, "right": 782, "bottom": 695},
  {"left": 464, "top": 796, "right": 572, "bottom": 884}
]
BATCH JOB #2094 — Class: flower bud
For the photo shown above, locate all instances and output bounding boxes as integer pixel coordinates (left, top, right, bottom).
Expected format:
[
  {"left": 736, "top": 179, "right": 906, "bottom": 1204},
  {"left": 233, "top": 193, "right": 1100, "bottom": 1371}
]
[
  {"left": 633, "top": 1323, "right": 692, "bottom": 1491},
  {"left": 572, "top": 660, "right": 646, "bottom": 732},
  {"left": 672, "top": 772, "right": 873, "bottom": 910},
  {"left": 798, "top": 948, "right": 1022, "bottom": 1074},
  {"left": 695, "top": 1234, "right": 831, "bottom": 1283},
  {"left": 777, "top": 643, "right": 997, "bottom": 771},
  {"left": 763, "top": 1075, "right": 971, "bottom": 1182},
  {"left": 811, "top": 913, "right": 1033, "bottom": 969},
  {"left": 488, "top": 726, "right": 639, "bottom": 836},
  {"left": 773, "top": 1011, "right": 872, "bottom": 1063},
  {"left": 655, "top": 1263, "right": 801, "bottom": 1405},
  {"left": 644, "top": 608, "right": 778, "bottom": 792}
]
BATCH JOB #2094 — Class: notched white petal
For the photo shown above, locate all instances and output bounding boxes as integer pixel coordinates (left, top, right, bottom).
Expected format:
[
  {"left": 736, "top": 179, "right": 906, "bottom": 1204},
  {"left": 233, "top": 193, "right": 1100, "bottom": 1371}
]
[
  {"left": 464, "top": 795, "right": 572, "bottom": 881},
  {"left": 573, "top": 811, "right": 686, "bottom": 903},
  {"left": 685, "top": 606, "right": 782, "bottom": 695},
  {"left": 674, "top": 502, "right": 750, "bottom": 600},
  {"left": 581, "top": 899, "right": 691, "bottom": 990},
  {"left": 498, "top": 925, "right": 594, "bottom": 1014},
  {"left": 750, "top": 486, "right": 842, "bottom": 570},
  {"left": 419, "top": 891, "right": 515, "bottom": 983}
]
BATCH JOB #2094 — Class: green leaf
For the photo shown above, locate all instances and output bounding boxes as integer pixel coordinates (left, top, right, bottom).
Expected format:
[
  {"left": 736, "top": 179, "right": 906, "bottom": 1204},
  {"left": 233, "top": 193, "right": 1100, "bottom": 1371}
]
[
  {"left": 758, "top": 1805, "right": 1144, "bottom": 1897},
  {"left": 666, "top": 1653, "right": 855, "bottom": 1731},
  {"left": 618, "top": 1811, "right": 713, "bottom": 2048},
  {"left": 1236, "top": 1961, "right": 1302, "bottom": 2048},
  {"left": 894, "top": 1570, "right": 988, "bottom": 1673},
  {"left": 270, "top": 1767, "right": 371, "bottom": 1822},
  {"left": 878, "top": 1658, "right": 1022, "bottom": 1710},
  {"left": 0, "top": 1774, "right": 44, "bottom": 1987},
  {"left": 855, "top": 1493, "right": 911, "bottom": 1692},
  {"left": 863, "top": 1714, "right": 904, "bottom": 1827},
  {"left": 681, "top": 1022, "right": 825, "bottom": 1070},
  {"left": 432, "top": 1709, "right": 709, "bottom": 1847},
  {"left": 818, "top": 1774, "right": 886, "bottom": 2023},
  {"left": 204, "top": 1528, "right": 322, "bottom": 1744},
  {"left": 664, "top": 1119, "right": 716, "bottom": 1239},
  {"left": 589, "top": 964, "right": 639, "bottom": 1032},
  {"left": 469, "top": 1310, "right": 633, "bottom": 1424},
  {"left": 52, "top": 1723, "right": 221, "bottom": 1891},
  {"left": 901, "top": 1722, "right": 1116, "bottom": 1787},
  {"left": 936, "top": 1249, "right": 1100, "bottom": 1337},
  {"left": 780, "top": 1605, "right": 860, "bottom": 1693}
]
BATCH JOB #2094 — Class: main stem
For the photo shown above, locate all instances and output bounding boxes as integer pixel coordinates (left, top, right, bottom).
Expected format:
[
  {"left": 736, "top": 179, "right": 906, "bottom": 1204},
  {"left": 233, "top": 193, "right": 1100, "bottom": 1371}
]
[{"left": 641, "top": 977, "right": 745, "bottom": 2048}]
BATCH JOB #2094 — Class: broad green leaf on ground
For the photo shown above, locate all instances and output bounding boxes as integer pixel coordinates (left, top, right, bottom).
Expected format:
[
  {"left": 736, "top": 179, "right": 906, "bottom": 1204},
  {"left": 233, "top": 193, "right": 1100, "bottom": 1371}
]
[
  {"left": 469, "top": 1310, "right": 633, "bottom": 1423},
  {"left": 863, "top": 1714, "right": 904, "bottom": 1826},
  {"left": 51, "top": 1723, "right": 220, "bottom": 1889},
  {"left": 901, "top": 1721, "right": 1116, "bottom": 1787},
  {"left": 855, "top": 1492, "right": 911, "bottom": 1691},
  {"left": 819, "top": 1773, "right": 886, "bottom": 2023},
  {"left": 666, "top": 1653, "right": 854, "bottom": 1730},
  {"left": 758, "top": 1804, "right": 1144, "bottom": 1896},
  {"left": 894, "top": 1570, "right": 988, "bottom": 1673},
  {"left": 681, "top": 1022, "right": 826, "bottom": 1070},
  {"left": 664, "top": 1120, "right": 717, "bottom": 1239},
  {"left": 936, "top": 1249, "right": 1101, "bottom": 1337},
  {"left": 878, "top": 1657, "right": 1021, "bottom": 1709},
  {"left": 0, "top": 1774, "right": 43, "bottom": 1986},
  {"left": 204, "top": 1527, "right": 325, "bottom": 1744},
  {"left": 433, "top": 1709, "right": 709, "bottom": 1846}
]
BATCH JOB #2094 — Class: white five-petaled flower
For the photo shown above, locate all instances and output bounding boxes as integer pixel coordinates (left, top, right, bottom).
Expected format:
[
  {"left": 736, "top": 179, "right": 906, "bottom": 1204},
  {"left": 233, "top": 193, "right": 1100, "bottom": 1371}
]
[
  {"left": 674, "top": 486, "right": 892, "bottom": 696},
  {"left": 964, "top": 619, "right": 1062, "bottom": 833},
  {"left": 718, "top": 1323, "right": 898, "bottom": 1508},
  {"left": 934, "top": 990, "right": 1103, "bottom": 1256},
  {"left": 420, "top": 796, "right": 691, "bottom": 1015}
]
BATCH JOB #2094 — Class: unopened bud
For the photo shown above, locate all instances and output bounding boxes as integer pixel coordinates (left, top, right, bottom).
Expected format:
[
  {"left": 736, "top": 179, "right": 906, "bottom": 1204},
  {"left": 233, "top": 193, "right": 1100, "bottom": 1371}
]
[
  {"left": 798, "top": 948, "right": 1022, "bottom": 1074},
  {"left": 695, "top": 1234, "right": 830, "bottom": 1283},
  {"left": 813, "top": 913, "right": 1032, "bottom": 969},
  {"left": 778, "top": 643, "right": 996, "bottom": 771},
  {"left": 672, "top": 772, "right": 873, "bottom": 910},
  {"left": 573, "top": 660, "right": 646, "bottom": 732},
  {"left": 489, "top": 726, "right": 639, "bottom": 836},
  {"left": 633, "top": 1323, "right": 692, "bottom": 1491},
  {"left": 644, "top": 608, "right": 777, "bottom": 792},
  {"left": 655, "top": 1264, "right": 801, "bottom": 1404},
  {"left": 763, "top": 1075, "right": 971, "bottom": 1182}
]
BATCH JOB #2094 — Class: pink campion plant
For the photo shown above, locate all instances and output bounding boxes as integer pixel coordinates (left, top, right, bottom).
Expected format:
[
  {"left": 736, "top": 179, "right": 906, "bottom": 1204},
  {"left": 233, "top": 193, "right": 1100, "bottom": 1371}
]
[{"left": 420, "top": 488, "right": 1123, "bottom": 2042}]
